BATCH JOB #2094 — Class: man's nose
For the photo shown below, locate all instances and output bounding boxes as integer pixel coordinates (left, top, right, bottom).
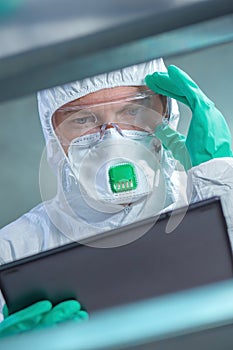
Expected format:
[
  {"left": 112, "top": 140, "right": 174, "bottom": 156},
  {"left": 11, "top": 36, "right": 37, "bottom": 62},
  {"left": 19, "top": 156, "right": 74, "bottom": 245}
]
[
  {"left": 100, "top": 122, "right": 124, "bottom": 139},
  {"left": 100, "top": 107, "right": 118, "bottom": 126},
  {"left": 105, "top": 122, "right": 115, "bottom": 129}
]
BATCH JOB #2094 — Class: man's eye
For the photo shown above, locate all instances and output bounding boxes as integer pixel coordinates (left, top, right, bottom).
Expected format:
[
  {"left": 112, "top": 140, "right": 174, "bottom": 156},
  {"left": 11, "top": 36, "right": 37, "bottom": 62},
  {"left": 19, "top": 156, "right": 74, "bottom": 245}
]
[
  {"left": 74, "top": 117, "right": 90, "bottom": 124},
  {"left": 127, "top": 107, "right": 141, "bottom": 116},
  {"left": 124, "top": 106, "right": 143, "bottom": 116},
  {"left": 71, "top": 113, "right": 96, "bottom": 125}
]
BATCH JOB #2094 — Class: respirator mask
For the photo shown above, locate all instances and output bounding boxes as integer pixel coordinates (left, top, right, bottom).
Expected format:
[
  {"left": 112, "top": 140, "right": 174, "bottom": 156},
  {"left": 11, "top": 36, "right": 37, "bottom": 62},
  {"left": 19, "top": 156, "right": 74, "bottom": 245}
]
[{"left": 53, "top": 89, "right": 169, "bottom": 215}]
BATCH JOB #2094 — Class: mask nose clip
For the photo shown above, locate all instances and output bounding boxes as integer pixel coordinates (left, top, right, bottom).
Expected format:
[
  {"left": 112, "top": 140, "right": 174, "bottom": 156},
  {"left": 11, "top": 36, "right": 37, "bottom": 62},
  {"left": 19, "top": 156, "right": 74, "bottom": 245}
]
[{"left": 100, "top": 123, "right": 124, "bottom": 140}]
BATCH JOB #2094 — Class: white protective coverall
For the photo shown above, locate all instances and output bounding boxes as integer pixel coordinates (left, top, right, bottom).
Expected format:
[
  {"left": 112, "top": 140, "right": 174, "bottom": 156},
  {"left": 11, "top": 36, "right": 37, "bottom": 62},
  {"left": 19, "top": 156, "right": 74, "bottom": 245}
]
[
  {"left": 1, "top": 58, "right": 233, "bottom": 319},
  {"left": 0, "top": 58, "right": 181, "bottom": 262}
]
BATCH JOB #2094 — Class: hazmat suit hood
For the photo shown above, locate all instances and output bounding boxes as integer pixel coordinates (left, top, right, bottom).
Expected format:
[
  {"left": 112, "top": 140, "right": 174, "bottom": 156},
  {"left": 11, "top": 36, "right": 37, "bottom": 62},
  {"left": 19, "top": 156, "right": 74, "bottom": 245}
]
[
  {"left": 38, "top": 59, "right": 179, "bottom": 168},
  {"left": 37, "top": 58, "right": 183, "bottom": 246}
]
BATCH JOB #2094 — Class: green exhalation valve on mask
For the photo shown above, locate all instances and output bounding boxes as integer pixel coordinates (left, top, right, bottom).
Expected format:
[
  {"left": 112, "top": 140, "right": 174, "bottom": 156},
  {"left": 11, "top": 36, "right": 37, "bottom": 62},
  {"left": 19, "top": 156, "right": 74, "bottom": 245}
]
[{"left": 108, "top": 163, "right": 137, "bottom": 193}]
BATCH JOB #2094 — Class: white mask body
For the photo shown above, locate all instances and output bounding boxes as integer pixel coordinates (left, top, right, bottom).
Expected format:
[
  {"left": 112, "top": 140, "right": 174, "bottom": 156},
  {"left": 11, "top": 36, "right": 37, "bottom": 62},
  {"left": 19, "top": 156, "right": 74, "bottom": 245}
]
[{"left": 67, "top": 126, "right": 166, "bottom": 216}]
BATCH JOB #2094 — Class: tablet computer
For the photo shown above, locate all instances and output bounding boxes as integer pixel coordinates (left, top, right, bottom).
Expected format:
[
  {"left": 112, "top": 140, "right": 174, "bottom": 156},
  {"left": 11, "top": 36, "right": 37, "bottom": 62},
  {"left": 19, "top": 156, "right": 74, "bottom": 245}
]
[{"left": 0, "top": 197, "right": 232, "bottom": 315}]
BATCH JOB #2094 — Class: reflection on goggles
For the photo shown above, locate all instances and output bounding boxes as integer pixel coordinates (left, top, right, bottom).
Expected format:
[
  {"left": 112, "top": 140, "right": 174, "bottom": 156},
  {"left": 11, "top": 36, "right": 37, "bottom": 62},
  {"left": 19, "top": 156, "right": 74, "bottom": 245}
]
[{"left": 53, "top": 91, "right": 168, "bottom": 144}]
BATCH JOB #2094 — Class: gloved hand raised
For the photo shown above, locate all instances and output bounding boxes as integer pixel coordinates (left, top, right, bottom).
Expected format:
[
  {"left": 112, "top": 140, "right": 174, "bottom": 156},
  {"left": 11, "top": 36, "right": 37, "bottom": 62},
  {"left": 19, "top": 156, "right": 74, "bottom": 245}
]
[
  {"left": 145, "top": 65, "right": 233, "bottom": 169},
  {"left": 0, "top": 299, "right": 88, "bottom": 337}
]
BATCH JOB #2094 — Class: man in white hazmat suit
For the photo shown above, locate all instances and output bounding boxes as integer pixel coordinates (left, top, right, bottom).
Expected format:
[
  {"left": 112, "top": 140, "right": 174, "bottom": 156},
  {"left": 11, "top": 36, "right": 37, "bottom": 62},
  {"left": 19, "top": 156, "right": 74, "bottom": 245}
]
[{"left": 0, "top": 58, "right": 233, "bottom": 336}]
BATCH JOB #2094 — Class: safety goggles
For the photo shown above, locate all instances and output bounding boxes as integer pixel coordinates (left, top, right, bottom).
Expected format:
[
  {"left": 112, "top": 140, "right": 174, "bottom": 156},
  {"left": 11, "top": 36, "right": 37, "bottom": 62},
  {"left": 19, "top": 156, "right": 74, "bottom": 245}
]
[{"left": 52, "top": 90, "right": 169, "bottom": 146}]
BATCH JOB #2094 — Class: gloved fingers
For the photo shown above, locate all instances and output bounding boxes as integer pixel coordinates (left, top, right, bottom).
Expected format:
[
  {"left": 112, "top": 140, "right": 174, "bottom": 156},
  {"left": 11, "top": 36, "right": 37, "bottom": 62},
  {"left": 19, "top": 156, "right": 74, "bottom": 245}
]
[
  {"left": 2, "top": 300, "right": 52, "bottom": 324},
  {"left": 168, "top": 65, "right": 199, "bottom": 90},
  {"left": 167, "top": 65, "right": 213, "bottom": 108},
  {"left": 146, "top": 65, "right": 213, "bottom": 110},
  {"left": 40, "top": 300, "right": 83, "bottom": 326},
  {"left": 145, "top": 70, "right": 189, "bottom": 106},
  {"left": 0, "top": 300, "right": 52, "bottom": 336},
  {"left": 74, "top": 310, "right": 89, "bottom": 321},
  {"left": 2, "top": 304, "right": 9, "bottom": 319}
]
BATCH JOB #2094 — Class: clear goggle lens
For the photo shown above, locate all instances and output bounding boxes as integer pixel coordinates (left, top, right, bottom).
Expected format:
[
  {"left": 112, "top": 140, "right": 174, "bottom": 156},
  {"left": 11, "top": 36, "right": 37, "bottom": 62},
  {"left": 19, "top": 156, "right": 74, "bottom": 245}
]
[{"left": 52, "top": 90, "right": 168, "bottom": 147}]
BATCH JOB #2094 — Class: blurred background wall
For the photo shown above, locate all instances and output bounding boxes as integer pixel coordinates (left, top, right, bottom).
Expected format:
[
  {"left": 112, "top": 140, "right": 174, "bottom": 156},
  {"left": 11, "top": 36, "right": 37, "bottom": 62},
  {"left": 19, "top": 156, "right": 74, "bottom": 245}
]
[{"left": 0, "top": 40, "right": 232, "bottom": 228}]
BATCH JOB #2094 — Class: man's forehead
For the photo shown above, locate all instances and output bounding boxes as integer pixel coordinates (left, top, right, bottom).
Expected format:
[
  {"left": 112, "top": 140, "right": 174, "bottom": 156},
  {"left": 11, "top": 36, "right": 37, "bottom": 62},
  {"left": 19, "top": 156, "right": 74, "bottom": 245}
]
[{"left": 66, "top": 86, "right": 147, "bottom": 108}]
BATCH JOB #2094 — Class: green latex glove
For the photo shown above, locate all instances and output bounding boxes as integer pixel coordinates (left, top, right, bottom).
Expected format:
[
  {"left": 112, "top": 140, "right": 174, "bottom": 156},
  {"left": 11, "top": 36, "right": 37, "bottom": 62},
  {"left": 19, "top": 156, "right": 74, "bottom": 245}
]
[
  {"left": 145, "top": 65, "right": 233, "bottom": 169},
  {"left": 0, "top": 300, "right": 88, "bottom": 337}
]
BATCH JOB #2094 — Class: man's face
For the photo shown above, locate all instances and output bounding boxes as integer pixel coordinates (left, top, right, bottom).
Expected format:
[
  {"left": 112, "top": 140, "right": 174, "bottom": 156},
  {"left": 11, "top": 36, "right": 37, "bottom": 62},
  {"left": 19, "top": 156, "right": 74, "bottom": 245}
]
[{"left": 52, "top": 86, "right": 167, "bottom": 153}]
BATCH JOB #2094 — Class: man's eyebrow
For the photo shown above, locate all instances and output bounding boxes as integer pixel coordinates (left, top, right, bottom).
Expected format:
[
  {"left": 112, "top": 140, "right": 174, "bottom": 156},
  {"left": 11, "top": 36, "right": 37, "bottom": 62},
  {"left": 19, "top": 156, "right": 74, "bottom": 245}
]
[
  {"left": 57, "top": 105, "right": 85, "bottom": 112},
  {"left": 116, "top": 101, "right": 139, "bottom": 110}
]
